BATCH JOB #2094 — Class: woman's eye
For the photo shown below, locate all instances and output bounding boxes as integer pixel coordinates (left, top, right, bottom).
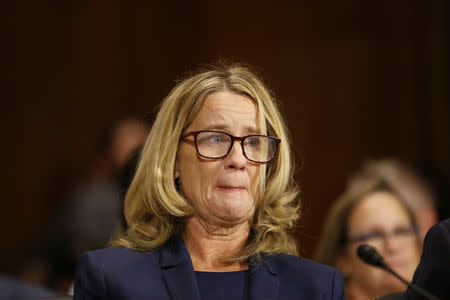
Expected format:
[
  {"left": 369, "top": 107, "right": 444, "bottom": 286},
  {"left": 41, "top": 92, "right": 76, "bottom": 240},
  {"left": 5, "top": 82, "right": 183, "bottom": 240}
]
[
  {"left": 211, "top": 135, "right": 222, "bottom": 142},
  {"left": 246, "top": 137, "right": 261, "bottom": 147},
  {"left": 199, "top": 133, "right": 226, "bottom": 144}
]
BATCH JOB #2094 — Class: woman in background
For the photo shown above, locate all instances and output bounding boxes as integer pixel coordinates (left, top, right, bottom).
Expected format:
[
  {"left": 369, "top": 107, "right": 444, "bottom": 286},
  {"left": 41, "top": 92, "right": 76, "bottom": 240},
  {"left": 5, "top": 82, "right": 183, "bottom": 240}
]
[
  {"left": 315, "top": 177, "right": 421, "bottom": 300},
  {"left": 350, "top": 158, "right": 438, "bottom": 243}
]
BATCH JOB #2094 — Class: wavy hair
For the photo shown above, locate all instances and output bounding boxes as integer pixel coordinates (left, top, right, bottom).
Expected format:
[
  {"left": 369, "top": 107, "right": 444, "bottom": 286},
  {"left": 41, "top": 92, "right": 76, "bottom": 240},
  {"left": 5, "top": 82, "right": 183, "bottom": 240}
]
[{"left": 111, "top": 63, "right": 301, "bottom": 261}]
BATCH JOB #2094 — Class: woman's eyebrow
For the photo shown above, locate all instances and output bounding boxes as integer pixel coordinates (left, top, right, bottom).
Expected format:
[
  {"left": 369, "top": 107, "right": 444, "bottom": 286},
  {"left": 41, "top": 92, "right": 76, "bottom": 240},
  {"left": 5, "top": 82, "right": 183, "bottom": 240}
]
[
  {"left": 204, "top": 124, "right": 228, "bottom": 131},
  {"left": 246, "top": 127, "right": 260, "bottom": 134},
  {"left": 201, "top": 124, "right": 260, "bottom": 134}
]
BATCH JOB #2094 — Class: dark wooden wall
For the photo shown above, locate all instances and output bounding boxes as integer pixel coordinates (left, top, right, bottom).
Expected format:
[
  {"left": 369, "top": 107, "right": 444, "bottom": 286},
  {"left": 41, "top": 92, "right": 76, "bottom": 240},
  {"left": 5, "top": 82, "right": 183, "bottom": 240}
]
[{"left": 3, "top": 0, "right": 449, "bottom": 274}]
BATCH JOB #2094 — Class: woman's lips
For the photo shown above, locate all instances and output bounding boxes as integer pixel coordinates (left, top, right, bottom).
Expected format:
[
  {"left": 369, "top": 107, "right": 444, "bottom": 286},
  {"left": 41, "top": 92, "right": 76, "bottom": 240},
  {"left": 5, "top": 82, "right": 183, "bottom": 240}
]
[{"left": 217, "top": 185, "right": 247, "bottom": 192}]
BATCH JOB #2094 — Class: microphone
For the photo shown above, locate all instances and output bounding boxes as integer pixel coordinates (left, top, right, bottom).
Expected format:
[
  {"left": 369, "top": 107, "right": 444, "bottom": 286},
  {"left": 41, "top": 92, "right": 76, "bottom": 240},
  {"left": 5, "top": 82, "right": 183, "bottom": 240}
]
[
  {"left": 357, "top": 244, "right": 385, "bottom": 268},
  {"left": 356, "top": 244, "right": 440, "bottom": 300}
]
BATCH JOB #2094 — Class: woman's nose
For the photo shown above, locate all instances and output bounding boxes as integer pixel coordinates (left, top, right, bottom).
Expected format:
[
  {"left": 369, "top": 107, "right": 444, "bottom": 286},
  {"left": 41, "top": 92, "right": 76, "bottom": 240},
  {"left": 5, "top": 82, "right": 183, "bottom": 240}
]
[
  {"left": 382, "top": 234, "right": 403, "bottom": 253},
  {"left": 225, "top": 141, "right": 247, "bottom": 170}
]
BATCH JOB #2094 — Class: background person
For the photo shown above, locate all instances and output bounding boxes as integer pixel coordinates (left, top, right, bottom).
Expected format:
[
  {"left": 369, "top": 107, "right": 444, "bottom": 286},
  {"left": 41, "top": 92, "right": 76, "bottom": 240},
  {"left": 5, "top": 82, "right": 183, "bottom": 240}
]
[
  {"left": 74, "top": 63, "right": 345, "bottom": 299},
  {"left": 350, "top": 158, "right": 439, "bottom": 243},
  {"left": 315, "top": 178, "right": 421, "bottom": 300},
  {"left": 0, "top": 274, "right": 61, "bottom": 300},
  {"left": 20, "top": 117, "right": 148, "bottom": 294},
  {"left": 404, "top": 218, "right": 450, "bottom": 300}
]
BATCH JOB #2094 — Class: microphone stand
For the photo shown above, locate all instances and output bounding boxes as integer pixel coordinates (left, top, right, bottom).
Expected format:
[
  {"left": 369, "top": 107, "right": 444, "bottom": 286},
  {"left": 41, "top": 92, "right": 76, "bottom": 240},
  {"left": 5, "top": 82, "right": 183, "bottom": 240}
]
[
  {"left": 381, "top": 263, "right": 439, "bottom": 300},
  {"left": 356, "top": 244, "right": 440, "bottom": 300}
]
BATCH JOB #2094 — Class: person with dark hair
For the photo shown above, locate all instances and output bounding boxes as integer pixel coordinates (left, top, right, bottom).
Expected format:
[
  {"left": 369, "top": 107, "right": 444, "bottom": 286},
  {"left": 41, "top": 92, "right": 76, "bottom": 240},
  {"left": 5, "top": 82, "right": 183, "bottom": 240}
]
[
  {"left": 404, "top": 218, "right": 450, "bottom": 300},
  {"left": 20, "top": 117, "right": 148, "bottom": 294},
  {"left": 74, "top": 63, "right": 345, "bottom": 299}
]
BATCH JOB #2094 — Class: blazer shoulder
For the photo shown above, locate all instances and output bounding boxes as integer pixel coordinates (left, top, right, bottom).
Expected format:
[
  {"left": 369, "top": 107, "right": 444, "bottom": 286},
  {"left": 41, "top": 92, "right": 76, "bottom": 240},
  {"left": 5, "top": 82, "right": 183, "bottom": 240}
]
[
  {"left": 80, "top": 247, "right": 160, "bottom": 273},
  {"left": 74, "top": 247, "right": 163, "bottom": 299},
  {"left": 437, "top": 218, "right": 450, "bottom": 234},
  {"left": 405, "top": 218, "right": 450, "bottom": 300},
  {"left": 85, "top": 246, "right": 158, "bottom": 260},
  {"left": 266, "top": 253, "right": 340, "bottom": 277},
  {"left": 423, "top": 218, "right": 450, "bottom": 253}
]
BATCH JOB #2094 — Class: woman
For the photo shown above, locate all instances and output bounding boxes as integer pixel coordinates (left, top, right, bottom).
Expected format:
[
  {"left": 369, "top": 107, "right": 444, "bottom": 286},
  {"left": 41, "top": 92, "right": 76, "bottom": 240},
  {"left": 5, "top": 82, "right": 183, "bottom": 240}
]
[
  {"left": 350, "top": 158, "right": 438, "bottom": 243},
  {"left": 74, "top": 63, "right": 345, "bottom": 299},
  {"left": 315, "top": 177, "right": 421, "bottom": 300}
]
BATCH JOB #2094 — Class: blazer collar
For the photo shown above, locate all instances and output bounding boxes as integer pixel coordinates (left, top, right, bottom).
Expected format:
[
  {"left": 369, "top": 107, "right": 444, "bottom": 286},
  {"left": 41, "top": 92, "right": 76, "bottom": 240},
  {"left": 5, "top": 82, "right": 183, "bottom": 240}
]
[
  {"left": 159, "top": 236, "right": 191, "bottom": 268},
  {"left": 248, "top": 254, "right": 280, "bottom": 300},
  {"left": 159, "top": 236, "right": 201, "bottom": 300},
  {"left": 159, "top": 238, "right": 279, "bottom": 300}
]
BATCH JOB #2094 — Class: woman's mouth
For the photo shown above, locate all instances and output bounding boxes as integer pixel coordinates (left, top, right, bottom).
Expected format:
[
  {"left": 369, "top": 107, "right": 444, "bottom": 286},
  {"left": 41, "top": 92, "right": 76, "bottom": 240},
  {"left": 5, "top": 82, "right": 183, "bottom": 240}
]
[{"left": 217, "top": 185, "right": 247, "bottom": 192}]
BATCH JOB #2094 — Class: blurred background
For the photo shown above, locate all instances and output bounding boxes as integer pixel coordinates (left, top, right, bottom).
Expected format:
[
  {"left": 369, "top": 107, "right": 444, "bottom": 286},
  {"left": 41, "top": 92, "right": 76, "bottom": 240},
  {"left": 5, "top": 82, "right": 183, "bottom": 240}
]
[{"left": 3, "top": 0, "right": 450, "bottom": 293}]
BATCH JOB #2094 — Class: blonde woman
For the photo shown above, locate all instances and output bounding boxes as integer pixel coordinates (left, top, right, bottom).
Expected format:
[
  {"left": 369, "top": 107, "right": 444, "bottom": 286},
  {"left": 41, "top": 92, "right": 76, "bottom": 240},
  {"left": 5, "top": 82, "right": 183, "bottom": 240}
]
[
  {"left": 74, "top": 63, "right": 344, "bottom": 300},
  {"left": 315, "top": 178, "right": 421, "bottom": 300}
]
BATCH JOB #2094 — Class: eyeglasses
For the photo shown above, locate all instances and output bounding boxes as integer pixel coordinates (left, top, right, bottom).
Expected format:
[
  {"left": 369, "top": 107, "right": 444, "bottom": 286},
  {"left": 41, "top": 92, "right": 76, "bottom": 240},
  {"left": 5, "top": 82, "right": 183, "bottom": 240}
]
[
  {"left": 181, "top": 130, "right": 281, "bottom": 164},
  {"left": 347, "top": 225, "right": 418, "bottom": 248}
]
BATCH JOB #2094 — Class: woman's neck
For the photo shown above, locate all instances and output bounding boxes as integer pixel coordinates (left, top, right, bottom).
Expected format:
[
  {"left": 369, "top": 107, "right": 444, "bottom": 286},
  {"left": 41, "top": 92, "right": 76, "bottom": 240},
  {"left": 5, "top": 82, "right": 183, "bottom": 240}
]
[{"left": 183, "top": 216, "right": 251, "bottom": 272}]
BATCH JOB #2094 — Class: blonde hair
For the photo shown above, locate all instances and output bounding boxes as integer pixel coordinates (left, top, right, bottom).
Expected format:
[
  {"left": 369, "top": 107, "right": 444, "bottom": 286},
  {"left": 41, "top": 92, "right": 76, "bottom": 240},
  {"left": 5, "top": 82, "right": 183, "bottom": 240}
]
[
  {"left": 111, "top": 63, "right": 300, "bottom": 261},
  {"left": 315, "top": 177, "right": 418, "bottom": 267},
  {"left": 352, "top": 158, "right": 435, "bottom": 211}
]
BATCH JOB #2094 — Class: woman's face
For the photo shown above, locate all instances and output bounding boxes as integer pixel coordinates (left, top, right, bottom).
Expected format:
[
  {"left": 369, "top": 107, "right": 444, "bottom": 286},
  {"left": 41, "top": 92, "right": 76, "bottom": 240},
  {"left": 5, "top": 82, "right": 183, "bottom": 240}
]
[
  {"left": 175, "top": 91, "right": 261, "bottom": 227},
  {"left": 340, "top": 191, "right": 420, "bottom": 299}
]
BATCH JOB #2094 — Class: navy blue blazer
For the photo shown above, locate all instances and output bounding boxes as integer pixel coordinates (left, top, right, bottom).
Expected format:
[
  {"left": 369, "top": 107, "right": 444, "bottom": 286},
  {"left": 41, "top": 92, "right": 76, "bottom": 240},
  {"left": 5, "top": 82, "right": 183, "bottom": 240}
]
[
  {"left": 74, "top": 238, "right": 344, "bottom": 300},
  {"left": 404, "top": 218, "right": 450, "bottom": 300}
]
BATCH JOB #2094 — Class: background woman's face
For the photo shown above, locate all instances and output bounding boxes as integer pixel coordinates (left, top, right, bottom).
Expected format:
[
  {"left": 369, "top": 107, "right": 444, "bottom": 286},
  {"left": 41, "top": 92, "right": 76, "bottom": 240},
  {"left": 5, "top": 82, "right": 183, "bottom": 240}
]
[
  {"left": 175, "top": 91, "right": 261, "bottom": 227},
  {"left": 342, "top": 191, "right": 420, "bottom": 298}
]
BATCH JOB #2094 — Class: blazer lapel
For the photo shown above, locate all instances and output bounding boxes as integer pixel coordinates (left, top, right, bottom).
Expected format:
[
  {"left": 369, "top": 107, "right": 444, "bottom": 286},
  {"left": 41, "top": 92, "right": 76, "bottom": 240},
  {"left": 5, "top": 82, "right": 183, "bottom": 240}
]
[
  {"left": 248, "top": 255, "right": 279, "bottom": 300},
  {"left": 159, "top": 238, "right": 201, "bottom": 300},
  {"left": 159, "top": 238, "right": 279, "bottom": 300}
]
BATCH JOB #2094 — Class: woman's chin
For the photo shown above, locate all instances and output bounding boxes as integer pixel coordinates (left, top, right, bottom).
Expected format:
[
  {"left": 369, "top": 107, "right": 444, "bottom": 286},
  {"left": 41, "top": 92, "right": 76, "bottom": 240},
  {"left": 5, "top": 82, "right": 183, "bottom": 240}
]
[
  {"left": 382, "top": 276, "right": 407, "bottom": 294},
  {"left": 211, "top": 206, "right": 254, "bottom": 225}
]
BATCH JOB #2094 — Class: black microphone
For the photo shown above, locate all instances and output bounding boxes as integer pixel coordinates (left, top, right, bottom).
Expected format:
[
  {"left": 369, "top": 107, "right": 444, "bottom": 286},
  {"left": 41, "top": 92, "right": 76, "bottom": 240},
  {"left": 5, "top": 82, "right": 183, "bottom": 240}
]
[
  {"left": 356, "top": 244, "right": 440, "bottom": 300},
  {"left": 357, "top": 244, "right": 385, "bottom": 268}
]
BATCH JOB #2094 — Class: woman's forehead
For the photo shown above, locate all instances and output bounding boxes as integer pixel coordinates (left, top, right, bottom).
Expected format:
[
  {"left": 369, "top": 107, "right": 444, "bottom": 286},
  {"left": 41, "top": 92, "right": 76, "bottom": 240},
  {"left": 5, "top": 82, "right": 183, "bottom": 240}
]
[
  {"left": 348, "top": 191, "right": 412, "bottom": 231},
  {"left": 187, "top": 91, "right": 261, "bottom": 132}
]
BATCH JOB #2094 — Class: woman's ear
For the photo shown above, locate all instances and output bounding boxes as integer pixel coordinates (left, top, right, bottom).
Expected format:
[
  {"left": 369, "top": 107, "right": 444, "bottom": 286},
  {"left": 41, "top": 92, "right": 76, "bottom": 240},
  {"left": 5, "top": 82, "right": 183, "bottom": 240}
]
[
  {"left": 174, "top": 159, "right": 180, "bottom": 180},
  {"left": 174, "top": 159, "right": 183, "bottom": 193}
]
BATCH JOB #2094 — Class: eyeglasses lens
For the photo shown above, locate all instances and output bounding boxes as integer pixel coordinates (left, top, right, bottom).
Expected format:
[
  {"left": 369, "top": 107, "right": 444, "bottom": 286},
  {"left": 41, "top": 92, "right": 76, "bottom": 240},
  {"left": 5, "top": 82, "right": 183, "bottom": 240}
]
[{"left": 195, "top": 132, "right": 276, "bottom": 163}]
